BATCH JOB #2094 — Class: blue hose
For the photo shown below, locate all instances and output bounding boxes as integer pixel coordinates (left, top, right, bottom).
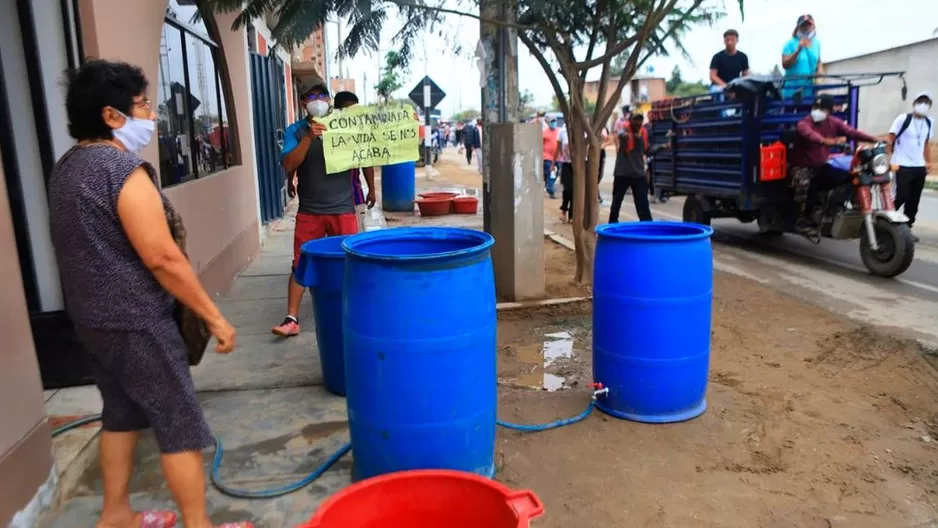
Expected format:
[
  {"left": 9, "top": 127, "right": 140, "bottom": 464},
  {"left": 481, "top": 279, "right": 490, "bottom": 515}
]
[
  {"left": 210, "top": 437, "right": 351, "bottom": 499},
  {"left": 48, "top": 398, "right": 595, "bottom": 498},
  {"left": 49, "top": 413, "right": 351, "bottom": 499},
  {"left": 496, "top": 400, "right": 596, "bottom": 432}
]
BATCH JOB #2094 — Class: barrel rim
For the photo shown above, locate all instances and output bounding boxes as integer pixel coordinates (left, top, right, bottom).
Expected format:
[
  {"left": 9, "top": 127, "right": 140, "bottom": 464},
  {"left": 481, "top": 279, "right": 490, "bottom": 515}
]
[
  {"left": 341, "top": 227, "right": 495, "bottom": 261},
  {"left": 300, "top": 235, "right": 352, "bottom": 259},
  {"left": 595, "top": 221, "right": 713, "bottom": 241}
]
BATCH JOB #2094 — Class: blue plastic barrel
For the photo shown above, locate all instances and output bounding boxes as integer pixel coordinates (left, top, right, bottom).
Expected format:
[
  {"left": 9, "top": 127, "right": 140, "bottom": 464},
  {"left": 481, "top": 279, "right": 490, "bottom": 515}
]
[
  {"left": 380, "top": 162, "right": 416, "bottom": 212},
  {"left": 294, "top": 235, "right": 350, "bottom": 396},
  {"left": 342, "top": 227, "right": 497, "bottom": 480},
  {"left": 592, "top": 221, "right": 714, "bottom": 423}
]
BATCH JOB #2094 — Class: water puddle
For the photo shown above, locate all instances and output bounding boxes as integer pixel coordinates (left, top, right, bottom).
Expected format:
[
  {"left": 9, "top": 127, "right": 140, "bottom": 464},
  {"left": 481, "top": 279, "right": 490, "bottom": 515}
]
[
  {"left": 506, "top": 330, "right": 577, "bottom": 392},
  {"left": 543, "top": 331, "right": 573, "bottom": 367}
]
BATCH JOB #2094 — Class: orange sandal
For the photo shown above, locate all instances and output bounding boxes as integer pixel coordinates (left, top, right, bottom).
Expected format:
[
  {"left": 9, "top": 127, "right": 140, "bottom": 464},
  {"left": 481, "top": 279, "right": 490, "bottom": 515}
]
[{"left": 139, "top": 511, "right": 177, "bottom": 528}]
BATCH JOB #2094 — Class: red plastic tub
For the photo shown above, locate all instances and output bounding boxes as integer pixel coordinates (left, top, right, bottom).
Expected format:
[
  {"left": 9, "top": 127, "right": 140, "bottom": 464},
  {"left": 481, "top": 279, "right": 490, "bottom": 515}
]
[
  {"left": 453, "top": 196, "right": 479, "bottom": 214},
  {"left": 418, "top": 191, "right": 459, "bottom": 200},
  {"left": 416, "top": 196, "right": 453, "bottom": 216},
  {"left": 298, "top": 470, "right": 544, "bottom": 528}
]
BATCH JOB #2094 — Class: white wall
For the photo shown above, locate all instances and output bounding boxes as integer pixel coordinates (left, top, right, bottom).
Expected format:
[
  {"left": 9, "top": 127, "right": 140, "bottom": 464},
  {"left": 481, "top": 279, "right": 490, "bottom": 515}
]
[
  {"left": 0, "top": 0, "right": 72, "bottom": 312},
  {"left": 826, "top": 39, "right": 938, "bottom": 135}
]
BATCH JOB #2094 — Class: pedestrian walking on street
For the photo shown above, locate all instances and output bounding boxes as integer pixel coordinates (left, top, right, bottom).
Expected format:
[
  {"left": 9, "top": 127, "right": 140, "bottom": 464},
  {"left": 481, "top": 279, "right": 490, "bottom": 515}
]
[
  {"left": 464, "top": 119, "right": 481, "bottom": 168},
  {"left": 48, "top": 59, "right": 248, "bottom": 528},
  {"left": 889, "top": 91, "right": 933, "bottom": 243},
  {"left": 558, "top": 126, "right": 574, "bottom": 222},
  {"left": 609, "top": 112, "right": 654, "bottom": 223},
  {"left": 542, "top": 117, "right": 560, "bottom": 198},
  {"left": 272, "top": 80, "right": 366, "bottom": 337}
]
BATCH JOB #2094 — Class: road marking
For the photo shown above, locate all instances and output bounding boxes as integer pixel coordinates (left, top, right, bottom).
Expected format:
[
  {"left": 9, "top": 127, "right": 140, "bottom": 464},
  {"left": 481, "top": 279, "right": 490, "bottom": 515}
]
[{"left": 645, "top": 206, "right": 938, "bottom": 296}]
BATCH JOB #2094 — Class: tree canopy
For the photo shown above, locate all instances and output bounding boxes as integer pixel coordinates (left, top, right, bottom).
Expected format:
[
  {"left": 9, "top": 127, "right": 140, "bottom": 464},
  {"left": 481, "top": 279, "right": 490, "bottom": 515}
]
[
  {"left": 666, "top": 65, "right": 708, "bottom": 97},
  {"left": 375, "top": 50, "right": 405, "bottom": 101}
]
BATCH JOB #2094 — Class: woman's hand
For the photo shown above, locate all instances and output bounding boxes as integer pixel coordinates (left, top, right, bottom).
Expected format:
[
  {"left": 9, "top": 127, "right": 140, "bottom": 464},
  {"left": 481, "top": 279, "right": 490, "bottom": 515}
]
[{"left": 208, "top": 317, "right": 236, "bottom": 354}]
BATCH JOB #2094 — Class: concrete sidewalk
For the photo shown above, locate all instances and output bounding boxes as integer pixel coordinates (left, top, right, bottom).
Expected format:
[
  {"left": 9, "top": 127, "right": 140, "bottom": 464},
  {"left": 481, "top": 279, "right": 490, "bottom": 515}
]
[{"left": 42, "top": 203, "right": 387, "bottom": 527}]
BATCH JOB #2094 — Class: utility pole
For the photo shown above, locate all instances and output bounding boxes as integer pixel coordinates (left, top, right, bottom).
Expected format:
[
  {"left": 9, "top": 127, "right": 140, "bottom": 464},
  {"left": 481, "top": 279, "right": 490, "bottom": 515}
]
[
  {"left": 336, "top": 18, "right": 344, "bottom": 79},
  {"left": 423, "top": 29, "right": 433, "bottom": 176},
  {"left": 479, "top": 0, "right": 543, "bottom": 300},
  {"left": 423, "top": 78, "right": 433, "bottom": 175}
]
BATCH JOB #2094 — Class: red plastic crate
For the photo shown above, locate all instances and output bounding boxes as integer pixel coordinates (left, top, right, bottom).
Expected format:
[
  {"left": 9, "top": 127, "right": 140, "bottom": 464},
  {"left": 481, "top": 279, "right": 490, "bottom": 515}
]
[{"left": 760, "top": 142, "right": 787, "bottom": 182}]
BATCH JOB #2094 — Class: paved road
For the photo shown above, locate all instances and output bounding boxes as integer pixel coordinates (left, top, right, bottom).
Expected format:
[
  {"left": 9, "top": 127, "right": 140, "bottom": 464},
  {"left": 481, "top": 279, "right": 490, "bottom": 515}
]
[{"left": 597, "top": 175, "right": 938, "bottom": 348}]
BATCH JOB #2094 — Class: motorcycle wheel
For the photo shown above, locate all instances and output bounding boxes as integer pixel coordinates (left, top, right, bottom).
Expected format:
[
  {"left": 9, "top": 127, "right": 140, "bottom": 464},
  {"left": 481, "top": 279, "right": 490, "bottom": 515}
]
[{"left": 860, "top": 218, "right": 915, "bottom": 278}]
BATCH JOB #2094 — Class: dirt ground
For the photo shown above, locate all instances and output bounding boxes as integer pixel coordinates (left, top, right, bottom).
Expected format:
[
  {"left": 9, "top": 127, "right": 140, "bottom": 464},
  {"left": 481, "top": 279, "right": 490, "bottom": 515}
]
[
  {"left": 392, "top": 150, "right": 938, "bottom": 525},
  {"left": 495, "top": 267, "right": 938, "bottom": 527}
]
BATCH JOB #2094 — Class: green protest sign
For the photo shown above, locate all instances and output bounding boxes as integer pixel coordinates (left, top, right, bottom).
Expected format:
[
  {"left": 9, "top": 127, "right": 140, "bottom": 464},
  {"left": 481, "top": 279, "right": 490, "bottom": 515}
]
[{"left": 316, "top": 103, "right": 420, "bottom": 174}]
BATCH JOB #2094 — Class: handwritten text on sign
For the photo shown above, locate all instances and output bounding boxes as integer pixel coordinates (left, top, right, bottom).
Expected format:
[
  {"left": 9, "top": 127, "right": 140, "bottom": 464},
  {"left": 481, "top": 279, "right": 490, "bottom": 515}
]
[{"left": 316, "top": 103, "right": 419, "bottom": 174}]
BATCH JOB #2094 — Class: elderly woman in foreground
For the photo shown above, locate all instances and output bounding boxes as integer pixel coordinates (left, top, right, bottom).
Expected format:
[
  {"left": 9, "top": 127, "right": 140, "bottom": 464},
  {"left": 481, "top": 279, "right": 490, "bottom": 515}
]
[{"left": 48, "top": 59, "right": 250, "bottom": 528}]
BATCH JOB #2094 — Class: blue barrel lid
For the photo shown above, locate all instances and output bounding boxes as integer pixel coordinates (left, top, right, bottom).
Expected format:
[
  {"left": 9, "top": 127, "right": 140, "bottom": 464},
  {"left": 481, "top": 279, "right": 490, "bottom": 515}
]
[
  {"left": 595, "top": 221, "right": 713, "bottom": 241},
  {"left": 300, "top": 235, "right": 350, "bottom": 260},
  {"left": 342, "top": 227, "right": 495, "bottom": 262}
]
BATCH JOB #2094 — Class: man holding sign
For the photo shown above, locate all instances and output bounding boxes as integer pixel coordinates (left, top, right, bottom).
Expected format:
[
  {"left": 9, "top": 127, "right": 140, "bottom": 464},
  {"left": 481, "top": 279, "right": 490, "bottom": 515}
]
[{"left": 272, "top": 80, "right": 374, "bottom": 338}]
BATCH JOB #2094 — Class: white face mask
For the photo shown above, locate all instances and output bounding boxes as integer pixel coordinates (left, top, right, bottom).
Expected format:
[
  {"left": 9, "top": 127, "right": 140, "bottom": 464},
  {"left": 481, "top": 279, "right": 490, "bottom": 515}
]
[
  {"left": 913, "top": 103, "right": 931, "bottom": 116},
  {"left": 112, "top": 112, "right": 156, "bottom": 154},
  {"left": 810, "top": 109, "right": 828, "bottom": 123},
  {"left": 306, "top": 100, "right": 331, "bottom": 118}
]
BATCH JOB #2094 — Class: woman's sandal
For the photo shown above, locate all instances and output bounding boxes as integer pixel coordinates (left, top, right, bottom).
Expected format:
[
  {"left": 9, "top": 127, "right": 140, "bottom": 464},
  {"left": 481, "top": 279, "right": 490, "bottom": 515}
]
[{"left": 138, "top": 511, "right": 177, "bottom": 528}]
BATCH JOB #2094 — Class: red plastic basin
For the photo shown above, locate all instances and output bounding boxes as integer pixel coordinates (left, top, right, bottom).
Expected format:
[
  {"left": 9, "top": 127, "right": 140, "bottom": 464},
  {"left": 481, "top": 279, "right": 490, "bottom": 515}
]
[
  {"left": 453, "top": 196, "right": 479, "bottom": 214},
  {"left": 418, "top": 191, "right": 459, "bottom": 200},
  {"left": 416, "top": 196, "right": 453, "bottom": 216},
  {"left": 298, "top": 470, "right": 544, "bottom": 528}
]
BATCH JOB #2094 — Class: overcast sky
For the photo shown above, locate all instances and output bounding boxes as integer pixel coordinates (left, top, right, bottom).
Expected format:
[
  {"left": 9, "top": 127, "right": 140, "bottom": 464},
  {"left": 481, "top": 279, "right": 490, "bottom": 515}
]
[{"left": 327, "top": 0, "right": 938, "bottom": 116}]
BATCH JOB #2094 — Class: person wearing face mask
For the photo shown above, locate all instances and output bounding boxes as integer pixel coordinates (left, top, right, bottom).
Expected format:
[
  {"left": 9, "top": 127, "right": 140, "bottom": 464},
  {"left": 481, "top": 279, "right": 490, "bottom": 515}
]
[
  {"left": 609, "top": 113, "right": 654, "bottom": 223},
  {"left": 272, "top": 80, "right": 359, "bottom": 338},
  {"left": 47, "top": 60, "right": 246, "bottom": 528},
  {"left": 781, "top": 14, "right": 823, "bottom": 100},
  {"left": 790, "top": 94, "right": 879, "bottom": 234},
  {"left": 888, "top": 92, "right": 934, "bottom": 241}
]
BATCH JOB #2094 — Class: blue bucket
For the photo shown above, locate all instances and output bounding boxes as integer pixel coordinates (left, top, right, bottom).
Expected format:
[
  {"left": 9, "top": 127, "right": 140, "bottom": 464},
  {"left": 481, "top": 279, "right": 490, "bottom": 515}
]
[
  {"left": 592, "top": 221, "right": 714, "bottom": 423},
  {"left": 380, "top": 162, "right": 416, "bottom": 212},
  {"left": 341, "top": 227, "right": 497, "bottom": 481},
  {"left": 294, "top": 235, "right": 350, "bottom": 396}
]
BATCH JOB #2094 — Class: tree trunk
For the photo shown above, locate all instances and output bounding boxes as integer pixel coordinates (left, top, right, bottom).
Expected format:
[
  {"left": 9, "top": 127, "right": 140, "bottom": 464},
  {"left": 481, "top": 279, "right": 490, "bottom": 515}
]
[{"left": 568, "top": 116, "right": 588, "bottom": 283}]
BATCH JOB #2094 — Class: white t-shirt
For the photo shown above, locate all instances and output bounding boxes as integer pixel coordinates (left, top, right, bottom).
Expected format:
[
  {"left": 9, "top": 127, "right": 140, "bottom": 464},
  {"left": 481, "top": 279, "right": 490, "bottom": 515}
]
[
  {"left": 558, "top": 127, "right": 570, "bottom": 162},
  {"left": 889, "top": 113, "right": 933, "bottom": 167}
]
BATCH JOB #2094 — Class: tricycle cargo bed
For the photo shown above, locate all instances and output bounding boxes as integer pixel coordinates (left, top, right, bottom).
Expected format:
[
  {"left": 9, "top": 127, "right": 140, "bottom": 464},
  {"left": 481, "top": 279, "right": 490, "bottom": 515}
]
[{"left": 647, "top": 74, "right": 880, "bottom": 201}]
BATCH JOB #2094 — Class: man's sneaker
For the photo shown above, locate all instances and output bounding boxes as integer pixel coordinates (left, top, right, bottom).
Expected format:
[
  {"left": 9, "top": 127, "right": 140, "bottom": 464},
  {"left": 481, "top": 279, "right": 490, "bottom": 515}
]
[{"left": 271, "top": 316, "right": 299, "bottom": 337}]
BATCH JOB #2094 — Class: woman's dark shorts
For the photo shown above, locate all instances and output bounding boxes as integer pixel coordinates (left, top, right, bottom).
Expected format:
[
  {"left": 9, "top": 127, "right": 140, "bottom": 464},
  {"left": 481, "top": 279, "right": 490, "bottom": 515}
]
[{"left": 75, "top": 317, "right": 214, "bottom": 454}]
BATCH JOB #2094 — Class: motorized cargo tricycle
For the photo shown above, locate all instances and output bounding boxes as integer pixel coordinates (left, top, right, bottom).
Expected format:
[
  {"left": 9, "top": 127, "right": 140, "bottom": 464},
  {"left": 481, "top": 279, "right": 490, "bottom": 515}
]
[{"left": 648, "top": 73, "right": 914, "bottom": 278}]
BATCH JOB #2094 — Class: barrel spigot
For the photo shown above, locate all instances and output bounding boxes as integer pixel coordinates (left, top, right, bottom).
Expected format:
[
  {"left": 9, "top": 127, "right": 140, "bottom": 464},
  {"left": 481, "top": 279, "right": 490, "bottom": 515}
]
[{"left": 587, "top": 382, "right": 609, "bottom": 400}]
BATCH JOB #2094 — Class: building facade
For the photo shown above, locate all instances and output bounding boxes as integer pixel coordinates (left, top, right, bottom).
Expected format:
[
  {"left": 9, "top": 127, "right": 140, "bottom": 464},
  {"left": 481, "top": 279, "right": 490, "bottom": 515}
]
[
  {"left": 825, "top": 37, "right": 938, "bottom": 135},
  {"left": 584, "top": 75, "right": 667, "bottom": 108},
  {"left": 0, "top": 0, "right": 317, "bottom": 524}
]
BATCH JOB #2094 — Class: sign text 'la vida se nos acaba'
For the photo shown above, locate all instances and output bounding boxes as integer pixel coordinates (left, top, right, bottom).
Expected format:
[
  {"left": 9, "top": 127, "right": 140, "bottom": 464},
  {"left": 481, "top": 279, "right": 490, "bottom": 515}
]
[{"left": 316, "top": 103, "right": 420, "bottom": 174}]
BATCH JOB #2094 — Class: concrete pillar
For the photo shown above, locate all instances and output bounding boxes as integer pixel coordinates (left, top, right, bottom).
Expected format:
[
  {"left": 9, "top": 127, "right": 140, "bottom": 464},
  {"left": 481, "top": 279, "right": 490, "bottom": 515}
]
[
  {"left": 479, "top": 0, "right": 541, "bottom": 300},
  {"left": 488, "top": 123, "right": 544, "bottom": 300}
]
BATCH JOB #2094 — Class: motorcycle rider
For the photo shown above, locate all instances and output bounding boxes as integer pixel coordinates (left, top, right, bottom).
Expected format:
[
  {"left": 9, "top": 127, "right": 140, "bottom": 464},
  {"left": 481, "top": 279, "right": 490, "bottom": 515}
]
[{"left": 790, "top": 94, "right": 879, "bottom": 234}]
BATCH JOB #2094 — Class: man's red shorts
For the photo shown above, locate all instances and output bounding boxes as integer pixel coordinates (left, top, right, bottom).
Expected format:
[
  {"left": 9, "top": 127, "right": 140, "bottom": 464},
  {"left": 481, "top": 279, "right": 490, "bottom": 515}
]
[{"left": 293, "top": 212, "right": 359, "bottom": 269}]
